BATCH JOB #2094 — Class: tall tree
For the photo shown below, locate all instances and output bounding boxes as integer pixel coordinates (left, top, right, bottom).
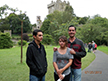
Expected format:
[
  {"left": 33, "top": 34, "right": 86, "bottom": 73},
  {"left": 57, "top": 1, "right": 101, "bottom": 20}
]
[
  {"left": 77, "top": 16, "right": 89, "bottom": 24},
  {"left": 62, "top": 5, "right": 75, "bottom": 23},
  {"left": 0, "top": 4, "right": 31, "bottom": 34},
  {"left": 40, "top": 19, "right": 50, "bottom": 34},
  {"left": 90, "top": 16, "right": 108, "bottom": 28},
  {"left": 0, "top": 19, "right": 10, "bottom": 32}
]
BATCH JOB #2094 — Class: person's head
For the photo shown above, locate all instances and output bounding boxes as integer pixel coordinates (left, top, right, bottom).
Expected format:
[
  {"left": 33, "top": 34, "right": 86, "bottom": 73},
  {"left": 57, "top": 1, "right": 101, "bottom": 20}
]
[
  {"left": 88, "top": 42, "right": 91, "bottom": 44},
  {"left": 68, "top": 25, "right": 76, "bottom": 38},
  {"left": 58, "top": 35, "right": 68, "bottom": 48},
  {"left": 33, "top": 29, "right": 43, "bottom": 42}
]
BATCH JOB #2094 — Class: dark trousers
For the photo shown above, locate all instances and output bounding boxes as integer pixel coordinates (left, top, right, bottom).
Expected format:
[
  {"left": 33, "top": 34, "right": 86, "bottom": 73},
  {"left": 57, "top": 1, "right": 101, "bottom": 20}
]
[
  {"left": 88, "top": 48, "right": 91, "bottom": 52},
  {"left": 54, "top": 72, "right": 70, "bottom": 81}
]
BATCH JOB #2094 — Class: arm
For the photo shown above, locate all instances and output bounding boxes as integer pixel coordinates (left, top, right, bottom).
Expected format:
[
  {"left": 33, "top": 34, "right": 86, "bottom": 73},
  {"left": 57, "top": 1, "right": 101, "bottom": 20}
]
[
  {"left": 26, "top": 46, "right": 37, "bottom": 71},
  {"left": 53, "top": 59, "right": 72, "bottom": 80},
  {"left": 70, "top": 42, "right": 86, "bottom": 58},
  {"left": 75, "top": 42, "right": 86, "bottom": 58},
  {"left": 59, "top": 59, "right": 73, "bottom": 74},
  {"left": 43, "top": 46, "right": 48, "bottom": 66},
  {"left": 53, "top": 52, "right": 60, "bottom": 74},
  {"left": 53, "top": 62, "right": 59, "bottom": 74}
]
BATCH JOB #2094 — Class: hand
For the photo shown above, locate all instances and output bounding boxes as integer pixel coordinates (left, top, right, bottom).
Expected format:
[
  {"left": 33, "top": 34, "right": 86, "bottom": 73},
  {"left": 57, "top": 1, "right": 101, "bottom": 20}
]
[
  {"left": 58, "top": 74, "right": 65, "bottom": 80},
  {"left": 53, "top": 47, "right": 58, "bottom": 52},
  {"left": 57, "top": 69, "right": 63, "bottom": 75},
  {"left": 70, "top": 49, "right": 76, "bottom": 54}
]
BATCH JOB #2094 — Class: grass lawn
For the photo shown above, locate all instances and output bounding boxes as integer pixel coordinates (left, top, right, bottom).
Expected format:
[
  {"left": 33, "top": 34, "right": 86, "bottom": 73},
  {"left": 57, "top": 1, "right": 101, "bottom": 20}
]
[
  {"left": 0, "top": 45, "right": 95, "bottom": 81},
  {"left": 97, "top": 45, "right": 108, "bottom": 55}
]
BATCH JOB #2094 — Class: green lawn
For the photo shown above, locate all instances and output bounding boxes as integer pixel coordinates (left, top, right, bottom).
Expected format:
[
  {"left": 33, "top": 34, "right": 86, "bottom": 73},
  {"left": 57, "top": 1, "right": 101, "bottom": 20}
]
[
  {"left": 0, "top": 45, "right": 95, "bottom": 81},
  {"left": 97, "top": 45, "right": 108, "bottom": 55}
]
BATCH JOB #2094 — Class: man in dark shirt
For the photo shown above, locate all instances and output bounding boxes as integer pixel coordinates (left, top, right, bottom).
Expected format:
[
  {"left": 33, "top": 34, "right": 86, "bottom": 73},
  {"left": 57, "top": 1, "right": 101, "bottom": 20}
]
[
  {"left": 68, "top": 25, "right": 86, "bottom": 81},
  {"left": 26, "top": 29, "right": 47, "bottom": 81}
]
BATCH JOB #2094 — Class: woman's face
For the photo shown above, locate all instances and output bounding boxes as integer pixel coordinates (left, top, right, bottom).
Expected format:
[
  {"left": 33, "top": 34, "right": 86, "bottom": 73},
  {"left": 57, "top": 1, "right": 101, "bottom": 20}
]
[{"left": 59, "top": 39, "right": 66, "bottom": 48}]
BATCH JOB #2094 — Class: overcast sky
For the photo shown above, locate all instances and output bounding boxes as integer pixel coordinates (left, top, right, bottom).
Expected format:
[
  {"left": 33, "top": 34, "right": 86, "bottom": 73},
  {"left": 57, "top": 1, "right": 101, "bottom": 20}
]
[{"left": 0, "top": 0, "right": 108, "bottom": 24}]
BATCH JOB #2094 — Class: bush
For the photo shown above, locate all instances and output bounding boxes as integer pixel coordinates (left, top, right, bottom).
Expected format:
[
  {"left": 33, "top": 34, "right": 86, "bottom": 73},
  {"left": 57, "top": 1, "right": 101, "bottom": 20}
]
[
  {"left": 28, "top": 34, "right": 32, "bottom": 37},
  {"left": 0, "top": 33, "right": 13, "bottom": 49},
  {"left": 28, "top": 34, "right": 33, "bottom": 42},
  {"left": 42, "top": 34, "right": 54, "bottom": 45},
  {"left": 18, "top": 40, "right": 27, "bottom": 46},
  {"left": 22, "top": 33, "right": 29, "bottom": 42}
]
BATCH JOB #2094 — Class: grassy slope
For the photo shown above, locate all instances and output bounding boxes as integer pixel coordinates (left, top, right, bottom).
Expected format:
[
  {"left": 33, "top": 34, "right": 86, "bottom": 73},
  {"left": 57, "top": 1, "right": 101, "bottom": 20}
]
[
  {"left": 97, "top": 46, "right": 108, "bottom": 55},
  {"left": 0, "top": 46, "right": 95, "bottom": 81}
]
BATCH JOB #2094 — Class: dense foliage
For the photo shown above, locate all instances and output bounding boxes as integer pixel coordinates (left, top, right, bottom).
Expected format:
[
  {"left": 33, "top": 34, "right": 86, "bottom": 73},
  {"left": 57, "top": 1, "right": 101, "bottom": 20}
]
[
  {"left": 77, "top": 15, "right": 108, "bottom": 45},
  {"left": 0, "top": 4, "right": 32, "bottom": 34},
  {"left": 42, "top": 34, "right": 54, "bottom": 45}
]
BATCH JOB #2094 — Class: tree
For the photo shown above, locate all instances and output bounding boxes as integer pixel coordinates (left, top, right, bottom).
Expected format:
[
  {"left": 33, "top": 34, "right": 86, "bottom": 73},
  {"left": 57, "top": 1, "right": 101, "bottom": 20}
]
[
  {"left": 87, "top": 16, "right": 108, "bottom": 45},
  {"left": 104, "top": 31, "right": 108, "bottom": 46},
  {"left": 40, "top": 19, "right": 50, "bottom": 34},
  {"left": 62, "top": 5, "right": 75, "bottom": 23},
  {"left": 0, "top": 4, "right": 9, "bottom": 19},
  {"left": 42, "top": 34, "right": 53, "bottom": 45},
  {"left": 47, "top": 10, "right": 62, "bottom": 24},
  {"left": 0, "top": 32, "right": 13, "bottom": 49},
  {"left": 0, "top": 18, "right": 10, "bottom": 32},
  {"left": 79, "top": 23, "right": 102, "bottom": 43},
  {"left": 7, "top": 13, "right": 31, "bottom": 34},
  {"left": 90, "top": 16, "right": 108, "bottom": 28},
  {"left": 77, "top": 16, "right": 89, "bottom": 24},
  {"left": 0, "top": 4, "right": 31, "bottom": 34}
]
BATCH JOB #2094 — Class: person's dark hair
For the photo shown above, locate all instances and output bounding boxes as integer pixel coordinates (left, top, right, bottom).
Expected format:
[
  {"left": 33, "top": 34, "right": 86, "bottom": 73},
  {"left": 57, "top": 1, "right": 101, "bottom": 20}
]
[
  {"left": 68, "top": 25, "right": 76, "bottom": 31},
  {"left": 59, "top": 35, "right": 68, "bottom": 46},
  {"left": 33, "top": 29, "right": 42, "bottom": 36}
]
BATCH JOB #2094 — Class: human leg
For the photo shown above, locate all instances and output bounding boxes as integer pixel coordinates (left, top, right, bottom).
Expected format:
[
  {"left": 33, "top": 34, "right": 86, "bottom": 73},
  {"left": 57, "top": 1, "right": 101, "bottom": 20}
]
[
  {"left": 40, "top": 75, "right": 45, "bottom": 81},
  {"left": 29, "top": 75, "right": 39, "bottom": 81},
  {"left": 29, "top": 75, "right": 45, "bottom": 81},
  {"left": 73, "top": 68, "right": 81, "bottom": 81},
  {"left": 69, "top": 68, "right": 73, "bottom": 81}
]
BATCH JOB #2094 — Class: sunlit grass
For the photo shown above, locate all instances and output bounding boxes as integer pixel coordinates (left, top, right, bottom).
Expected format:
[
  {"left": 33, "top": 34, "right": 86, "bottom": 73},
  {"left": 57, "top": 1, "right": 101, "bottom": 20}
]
[{"left": 97, "top": 45, "right": 108, "bottom": 55}]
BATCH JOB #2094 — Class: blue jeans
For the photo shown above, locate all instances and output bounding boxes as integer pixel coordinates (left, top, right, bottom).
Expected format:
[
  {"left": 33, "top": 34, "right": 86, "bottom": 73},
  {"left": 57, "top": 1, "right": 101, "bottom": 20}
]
[
  {"left": 70, "top": 68, "right": 81, "bottom": 81},
  {"left": 29, "top": 75, "right": 45, "bottom": 81}
]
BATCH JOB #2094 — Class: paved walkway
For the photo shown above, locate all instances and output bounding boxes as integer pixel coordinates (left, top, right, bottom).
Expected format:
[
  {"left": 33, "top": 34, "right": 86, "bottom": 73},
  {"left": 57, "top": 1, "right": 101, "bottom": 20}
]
[{"left": 81, "top": 50, "right": 108, "bottom": 81}]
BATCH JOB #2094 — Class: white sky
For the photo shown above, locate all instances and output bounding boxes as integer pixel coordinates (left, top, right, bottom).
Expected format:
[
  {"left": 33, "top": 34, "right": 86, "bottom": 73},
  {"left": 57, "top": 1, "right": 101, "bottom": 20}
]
[{"left": 0, "top": 0, "right": 108, "bottom": 24}]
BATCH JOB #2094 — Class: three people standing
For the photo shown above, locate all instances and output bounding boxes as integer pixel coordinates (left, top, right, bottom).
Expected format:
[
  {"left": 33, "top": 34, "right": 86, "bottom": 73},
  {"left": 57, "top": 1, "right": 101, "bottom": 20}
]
[{"left": 26, "top": 24, "right": 87, "bottom": 81}]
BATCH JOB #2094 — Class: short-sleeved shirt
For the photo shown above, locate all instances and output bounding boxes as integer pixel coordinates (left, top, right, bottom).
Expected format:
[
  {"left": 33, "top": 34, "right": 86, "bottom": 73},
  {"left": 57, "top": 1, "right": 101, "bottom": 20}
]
[{"left": 53, "top": 47, "right": 74, "bottom": 75}]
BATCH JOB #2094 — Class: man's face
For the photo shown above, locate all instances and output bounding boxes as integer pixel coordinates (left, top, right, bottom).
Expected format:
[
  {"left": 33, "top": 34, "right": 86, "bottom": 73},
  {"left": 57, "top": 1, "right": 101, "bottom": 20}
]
[
  {"left": 34, "top": 32, "right": 43, "bottom": 42},
  {"left": 68, "top": 27, "right": 76, "bottom": 38}
]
